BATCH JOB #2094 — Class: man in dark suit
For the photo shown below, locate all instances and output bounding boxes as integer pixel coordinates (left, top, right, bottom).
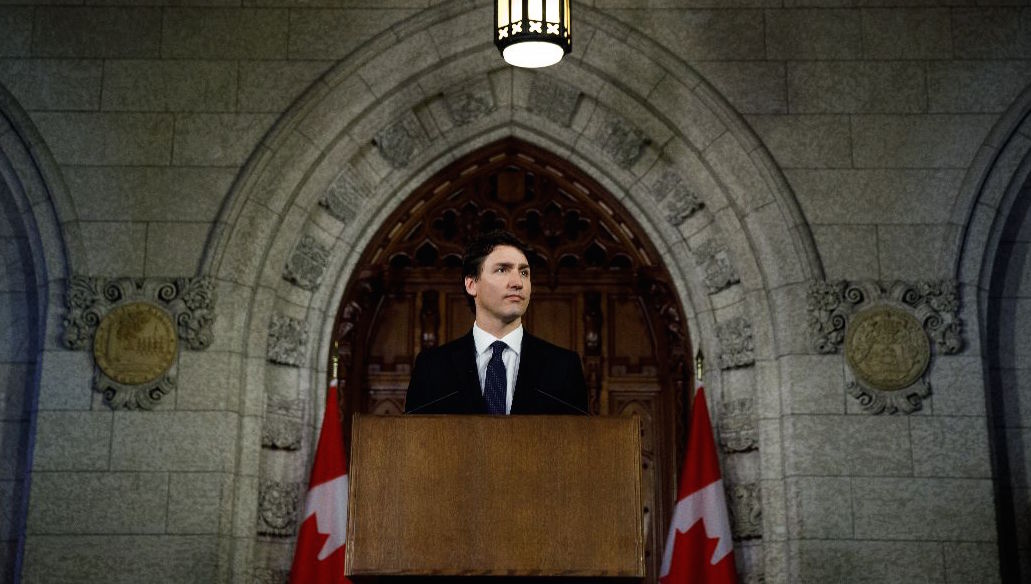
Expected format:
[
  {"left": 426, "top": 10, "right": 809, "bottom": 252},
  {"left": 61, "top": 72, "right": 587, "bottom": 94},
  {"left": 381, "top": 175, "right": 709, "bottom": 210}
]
[{"left": 405, "top": 230, "right": 588, "bottom": 415}]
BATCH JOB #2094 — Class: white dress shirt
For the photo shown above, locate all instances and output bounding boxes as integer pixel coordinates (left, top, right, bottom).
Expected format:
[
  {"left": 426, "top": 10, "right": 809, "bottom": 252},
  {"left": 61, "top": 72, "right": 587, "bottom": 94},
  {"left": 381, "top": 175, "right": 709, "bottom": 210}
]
[{"left": 472, "top": 322, "right": 523, "bottom": 415}]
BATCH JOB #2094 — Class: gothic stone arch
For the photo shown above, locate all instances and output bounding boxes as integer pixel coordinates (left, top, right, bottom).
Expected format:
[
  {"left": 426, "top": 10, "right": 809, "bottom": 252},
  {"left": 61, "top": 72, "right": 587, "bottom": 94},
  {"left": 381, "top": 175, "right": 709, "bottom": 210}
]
[{"left": 201, "top": 2, "right": 821, "bottom": 581}]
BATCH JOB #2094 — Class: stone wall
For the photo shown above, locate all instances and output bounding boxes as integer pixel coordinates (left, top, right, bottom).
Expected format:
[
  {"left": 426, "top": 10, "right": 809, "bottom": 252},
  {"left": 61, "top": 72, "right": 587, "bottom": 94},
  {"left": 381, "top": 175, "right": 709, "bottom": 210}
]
[{"left": 0, "top": 1, "right": 1028, "bottom": 583}]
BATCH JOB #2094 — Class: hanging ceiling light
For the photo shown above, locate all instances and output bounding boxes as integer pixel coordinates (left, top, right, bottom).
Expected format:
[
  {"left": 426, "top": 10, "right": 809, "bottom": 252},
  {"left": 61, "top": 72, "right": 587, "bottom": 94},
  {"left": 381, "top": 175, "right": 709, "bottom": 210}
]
[{"left": 495, "top": 0, "right": 572, "bottom": 69}]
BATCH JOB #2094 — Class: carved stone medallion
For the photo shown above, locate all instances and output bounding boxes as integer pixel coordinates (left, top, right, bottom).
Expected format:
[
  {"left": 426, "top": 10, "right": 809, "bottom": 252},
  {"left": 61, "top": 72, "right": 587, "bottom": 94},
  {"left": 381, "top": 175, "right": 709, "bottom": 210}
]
[
  {"left": 845, "top": 305, "right": 930, "bottom": 392},
  {"left": 94, "top": 302, "right": 178, "bottom": 385}
]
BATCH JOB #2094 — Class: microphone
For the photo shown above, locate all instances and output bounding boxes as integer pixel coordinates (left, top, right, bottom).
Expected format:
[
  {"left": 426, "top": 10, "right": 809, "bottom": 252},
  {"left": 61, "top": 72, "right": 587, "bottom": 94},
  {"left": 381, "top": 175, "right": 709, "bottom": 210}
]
[
  {"left": 405, "top": 390, "right": 460, "bottom": 414},
  {"left": 535, "top": 388, "right": 590, "bottom": 416}
]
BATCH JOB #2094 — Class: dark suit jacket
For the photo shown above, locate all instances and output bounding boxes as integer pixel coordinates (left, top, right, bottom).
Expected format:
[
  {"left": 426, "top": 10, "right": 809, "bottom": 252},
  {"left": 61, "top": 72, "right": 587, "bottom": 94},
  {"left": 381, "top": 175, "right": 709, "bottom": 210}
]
[{"left": 404, "top": 331, "right": 589, "bottom": 415}]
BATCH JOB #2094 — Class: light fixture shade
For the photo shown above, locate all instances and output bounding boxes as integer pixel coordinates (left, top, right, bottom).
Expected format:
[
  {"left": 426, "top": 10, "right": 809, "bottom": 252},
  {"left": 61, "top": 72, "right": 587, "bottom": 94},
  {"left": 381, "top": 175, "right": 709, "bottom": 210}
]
[{"left": 495, "top": 0, "right": 572, "bottom": 68}]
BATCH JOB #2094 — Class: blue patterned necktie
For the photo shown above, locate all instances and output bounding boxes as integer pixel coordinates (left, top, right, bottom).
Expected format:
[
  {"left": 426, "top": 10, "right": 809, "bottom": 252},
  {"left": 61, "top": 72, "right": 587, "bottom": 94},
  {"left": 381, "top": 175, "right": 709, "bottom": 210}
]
[{"left": 484, "top": 341, "right": 507, "bottom": 415}]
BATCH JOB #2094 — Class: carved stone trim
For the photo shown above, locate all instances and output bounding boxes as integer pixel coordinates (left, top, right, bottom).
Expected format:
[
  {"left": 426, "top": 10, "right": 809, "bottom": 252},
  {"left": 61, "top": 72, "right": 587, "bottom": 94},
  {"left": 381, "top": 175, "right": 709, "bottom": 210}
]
[
  {"left": 596, "top": 112, "right": 649, "bottom": 169},
  {"left": 528, "top": 75, "right": 580, "bottom": 127},
  {"left": 693, "top": 238, "right": 740, "bottom": 294},
  {"left": 807, "top": 279, "right": 962, "bottom": 414},
  {"left": 268, "top": 314, "right": 308, "bottom": 367},
  {"left": 650, "top": 171, "right": 703, "bottom": 226},
  {"left": 445, "top": 82, "right": 495, "bottom": 126},
  {"left": 283, "top": 235, "right": 330, "bottom": 291},
  {"left": 373, "top": 113, "right": 427, "bottom": 169},
  {"left": 729, "top": 482, "right": 762, "bottom": 540},
  {"left": 717, "top": 317, "right": 754, "bottom": 370},
  {"left": 320, "top": 167, "right": 368, "bottom": 225},
  {"left": 62, "top": 276, "right": 215, "bottom": 410},
  {"left": 261, "top": 415, "right": 303, "bottom": 451},
  {"left": 257, "top": 479, "right": 301, "bottom": 537},
  {"left": 719, "top": 398, "right": 758, "bottom": 453}
]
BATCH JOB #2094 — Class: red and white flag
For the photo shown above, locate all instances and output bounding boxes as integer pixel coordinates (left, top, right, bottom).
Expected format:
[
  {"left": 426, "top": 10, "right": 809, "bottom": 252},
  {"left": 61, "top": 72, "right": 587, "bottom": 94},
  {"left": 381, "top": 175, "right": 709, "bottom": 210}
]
[
  {"left": 290, "top": 379, "right": 352, "bottom": 584},
  {"left": 659, "top": 383, "right": 738, "bottom": 584}
]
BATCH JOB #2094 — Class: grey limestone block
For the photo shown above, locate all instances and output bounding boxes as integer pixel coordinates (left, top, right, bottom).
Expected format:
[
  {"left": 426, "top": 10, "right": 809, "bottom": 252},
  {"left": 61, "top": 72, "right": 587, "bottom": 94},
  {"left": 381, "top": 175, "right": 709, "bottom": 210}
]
[
  {"left": 861, "top": 8, "right": 951, "bottom": 60},
  {"left": 37, "top": 349, "right": 93, "bottom": 410},
  {"left": 167, "top": 472, "right": 227, "bottom": 535},
  {"left": 22, "top": 534, "right": 218, "bottom": 584},
  {"left": 0, "top": 422, "right": 27, "bottom": 480},
  {"left": 692, "top": 61, "right": 787, "bottom": 115},
  {"left": 580, "top": 28, "right": 669, "bottom": 98},
  {"left": 176, "top": 351, "right": 241, "bottom": 412},
  {"left": 173, "top": 114, "right": 278, "bottom": 167},
  {"left": 34, "top": 113, "right": 173, "bottom": 166},
  {"left": 79, "top": 222, "right": 147, "bottom": 276},
  {"left": 787, "top": 169, "right": 961, "bottom": 225},
  {"left": 0, "top": 292, "right": 32, "bottom": 362},
  {"left": 356, "top": 30, "right": 443, "bottom": 97},
  {"left": 649, "top": 75, "right": 726, "bottom": 152},
  {"left": 787, "top": 61, "right": 925, "bottom": 114},
  {"left": 911, "top": 416, "right": 991, "bottom": 478},
  {"left": 27, "top": 471, "right": 168, "bottom": 534},
  {"left": 612, "top": 9, "right": 765, "bottom": 60},
  {"left": 64, "top": 166, "right": 232, "bottom": 223},
  {"left": 0, "top": 363, "right": 30, "bottom": 422},
  {"left": 0, "top": 480, "right": 22, "bottom": 541},
  {"left": 876, "top": 224, "right": 948, "bottom": 281},
  {"left": 0, "top": 60, "right": 102, "bottom": 111},
  {"left": 32, "top": 7, "right": 161, "bottom": 58},
  {"left": 238, "top": 60, "right": 332, "bottom": 113},
  {"left": 110, "top": 411, "right": 237, "bottom": 472},
  {"left": 766, "top": 8, "right": 862, "bottom": 60},
  {"left": 102, "top": 60, "right": 236, "bottom": 113},
  {"left": 0, "top": 8, "right": 31, "bottom": 57},
  {"left": 746, "top": 114, "right": 851, "bottom": 169},
  {"left": 852, "top": 477, "right": 996, "bottom": 541},
  {"left": 795, "top": 540, "right": 945, "bottom": 584},
  {"left": 0, "top": 239, "right": 31, "bottom": 293},
  {"left": 952, "top": 8, "right": 1031, "bottom": 60},
  {"left": 810, "top": 224, "right": 879, "bottom": 282},
  {"left": 930, "top": 356, "right": 986, "bottom": 417},
  {"left": 929, "top": 61, "right": 1031, "bottom": 113},
  {"left": 32, "top": 411, "right": 111, "bottom": 471},
  {"left": 287, "top": 9, "right": 418, "bottom": 60},
  {"left": 784, "top": 415, "right": 912, "bottom": 477},
  {"left": 785, "top": 476, "right": 853, "bottom": 539},
  {"left": 145, "top": 223, "right": 209, "bottom": 277},
  {"left": 851, "top": 114, "right": 994, "bottom": 169},
  {"left": 162, "top": 8, "right": 288, "bottom": 59},
  {"left": 780, "top": 355, "right": 844, "bottom": 414},
  {"left": 943, "top": 542, "right": 1002, "bottom": 584}
]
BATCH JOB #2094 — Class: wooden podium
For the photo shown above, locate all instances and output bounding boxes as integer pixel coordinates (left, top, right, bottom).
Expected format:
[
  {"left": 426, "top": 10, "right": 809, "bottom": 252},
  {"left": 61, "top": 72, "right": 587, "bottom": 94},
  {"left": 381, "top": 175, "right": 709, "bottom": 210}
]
[{"left": 345, "top": 414, "right": 645, "bottom": 579}]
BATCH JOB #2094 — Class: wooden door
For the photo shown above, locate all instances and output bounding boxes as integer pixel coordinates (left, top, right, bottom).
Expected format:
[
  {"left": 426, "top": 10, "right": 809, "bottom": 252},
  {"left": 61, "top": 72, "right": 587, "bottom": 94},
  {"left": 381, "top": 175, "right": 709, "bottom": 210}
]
[{"left": 332, "top": 138, "right": 692, "bottom": 582}]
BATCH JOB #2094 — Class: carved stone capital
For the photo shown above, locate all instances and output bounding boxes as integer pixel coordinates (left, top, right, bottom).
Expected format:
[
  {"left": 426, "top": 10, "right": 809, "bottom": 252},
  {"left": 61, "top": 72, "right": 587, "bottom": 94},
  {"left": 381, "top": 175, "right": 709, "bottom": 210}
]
[
  {"left": 729, "top": 482, "right": 762, "bottom": 540},
  {"left": 268, "top": 314, "right": 308, "bottom": 367},
  {"left": 283, "top": 235, "right": 329, "bottom": 291},
  {"left": 650, "top": 171, "right": 703, "bottom": 226},
  {"left": 717, "top": 317, "right": 755, "bottom": 370},
  {"left": 693, "top": 238, "right": 740, "bottom": 294},
  {"left": 373, "top": 113, "right": 426, "bottom": 169},
  {"left": 528, "top": 75, "right": 580, "bottom": 127},
  {"left": 719, "top": 398, "right": 758, "bottom": 453},
  {"left": 62, "top": 276, "right": 215, "bottom": 410},
  {"left": 257, "top": 479, "right": 301, "bottom": 537}
]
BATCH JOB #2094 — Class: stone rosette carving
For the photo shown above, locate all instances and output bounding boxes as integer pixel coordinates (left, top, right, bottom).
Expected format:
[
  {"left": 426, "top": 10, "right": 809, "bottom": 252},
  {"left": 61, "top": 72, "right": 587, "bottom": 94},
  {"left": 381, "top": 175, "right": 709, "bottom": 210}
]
[
  {"left": 693, "top": 238, "right": 740, "bottom": 294},
  {"left": 283, "top": 235, "right": 330, "bottom": 291},
  {"left": 728, "top": 482, "right": 762, "bottom": 540},
  {"left": 320, "top": 167, "right": 368, "bottom": 225},
  {"left": 806, "top": 279, "right": 962, "bottom": 414},
  {"left": 268, "top": 314, "right": 308, "bottom": 367},
  {"left": 62, "top": 276, "right": 215, "bottom": 410},
  {"left": 719, "top": 398, "right": 758, "bottom": 453},
  {"left": 373, "top": 113, "right": 427, "bottom": 169},
  {"left": 717, "top": 317, "right": 754, "bottom": 370},
  {"left": 650, "top": 171, "right": 704, "bottom": 226},
  {"left": 445, "top": 83, "right": 495, "bottom": 126},
  {"left": 596, "top": 113, "right": 649, "bottom": 169},
  {"left": 528, "top": 75, "right": 580, "bottom": 127},
  {"left": 257, "top": 479, "right": 301, "bottom": 537}
]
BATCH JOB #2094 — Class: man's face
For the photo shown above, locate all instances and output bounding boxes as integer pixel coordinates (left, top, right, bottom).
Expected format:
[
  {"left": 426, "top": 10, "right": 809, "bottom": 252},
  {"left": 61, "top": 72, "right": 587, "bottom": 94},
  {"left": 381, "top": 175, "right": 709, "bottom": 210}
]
[{"left": 465, "top": 244, "right": 531, "bottom": 328}]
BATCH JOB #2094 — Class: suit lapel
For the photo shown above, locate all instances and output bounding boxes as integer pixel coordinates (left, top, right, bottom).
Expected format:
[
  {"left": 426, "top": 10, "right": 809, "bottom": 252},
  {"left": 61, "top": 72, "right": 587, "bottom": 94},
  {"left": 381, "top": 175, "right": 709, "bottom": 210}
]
[
  {"left": 512, "top": 333, "right": 543, "bottom": 414},
  {"left": 449, "top": 332, "right": 487, "bottom": 413}
]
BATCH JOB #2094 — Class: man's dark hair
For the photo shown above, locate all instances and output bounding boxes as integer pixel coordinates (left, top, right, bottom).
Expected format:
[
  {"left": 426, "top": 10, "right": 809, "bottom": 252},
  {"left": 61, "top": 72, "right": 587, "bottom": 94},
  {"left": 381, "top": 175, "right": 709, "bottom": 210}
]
[{"left": 462, "top": 230, "right": 530, "bottom": 310}]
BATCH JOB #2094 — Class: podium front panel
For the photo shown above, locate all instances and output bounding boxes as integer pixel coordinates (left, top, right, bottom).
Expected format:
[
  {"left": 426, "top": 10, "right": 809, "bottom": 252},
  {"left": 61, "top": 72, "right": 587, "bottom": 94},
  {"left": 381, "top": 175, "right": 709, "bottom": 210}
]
[{"left": 346, "top": 415, "right": 644, "bottom": 577}]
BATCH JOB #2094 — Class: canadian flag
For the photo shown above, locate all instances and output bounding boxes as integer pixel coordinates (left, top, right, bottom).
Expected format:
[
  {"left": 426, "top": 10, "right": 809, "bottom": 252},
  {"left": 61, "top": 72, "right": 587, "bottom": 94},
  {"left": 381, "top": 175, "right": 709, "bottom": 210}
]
[
  {"left": 659, "top": 384, "right": 738, "bottom": 584},
  {"left": 289, "top": 379, "right": 352, "bottom": 584}
]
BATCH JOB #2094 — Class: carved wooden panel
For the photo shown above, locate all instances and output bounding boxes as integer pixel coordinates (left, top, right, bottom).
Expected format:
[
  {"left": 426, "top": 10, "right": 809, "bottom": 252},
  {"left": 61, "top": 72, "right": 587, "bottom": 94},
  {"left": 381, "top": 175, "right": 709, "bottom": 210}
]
[{"left": 525, "top": 294, "right": 577, "bottom": 349}]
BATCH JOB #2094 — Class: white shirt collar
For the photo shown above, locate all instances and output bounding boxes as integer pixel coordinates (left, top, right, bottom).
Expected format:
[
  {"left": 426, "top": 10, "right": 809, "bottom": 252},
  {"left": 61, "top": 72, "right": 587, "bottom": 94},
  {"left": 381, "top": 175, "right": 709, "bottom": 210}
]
[{"left": 472, "top": 322, "right": 523, "bottom": 356}]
